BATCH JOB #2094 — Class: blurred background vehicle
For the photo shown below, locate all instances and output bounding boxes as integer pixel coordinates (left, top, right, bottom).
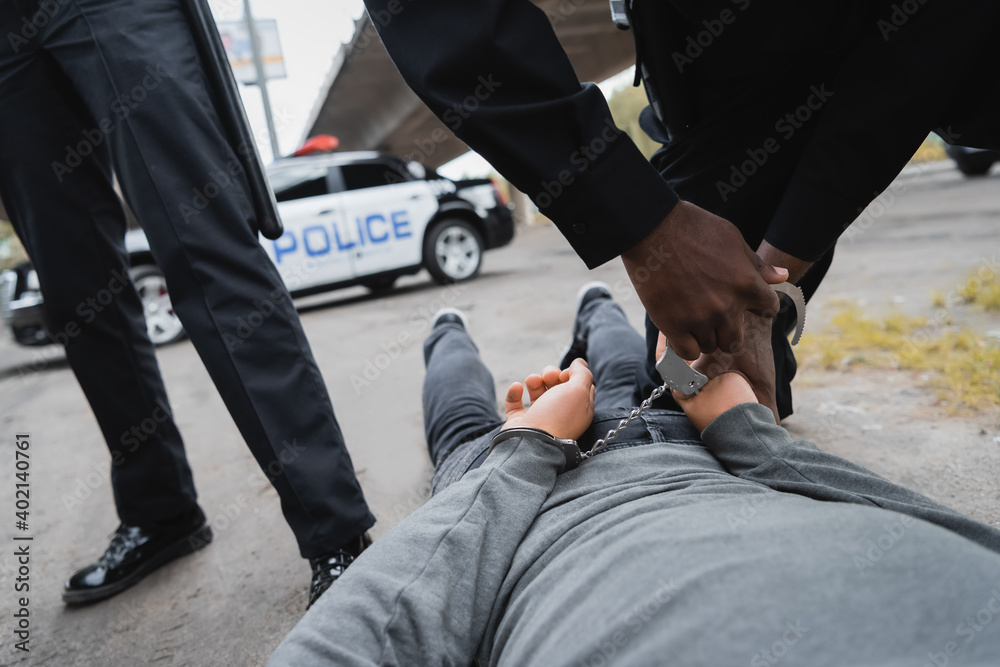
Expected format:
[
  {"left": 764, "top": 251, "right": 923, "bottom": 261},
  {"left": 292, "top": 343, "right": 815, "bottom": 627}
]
[
  {"left": 945, "top": 145, "right": 1000, "bottom": 177},
  {"left": 1, "top": 151, "right": 513, "bottom": 347}
]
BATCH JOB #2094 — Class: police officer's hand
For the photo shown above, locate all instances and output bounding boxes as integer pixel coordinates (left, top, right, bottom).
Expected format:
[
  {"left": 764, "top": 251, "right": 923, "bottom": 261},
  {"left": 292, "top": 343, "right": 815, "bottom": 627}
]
[
  {"left": 501, "top": 359, "right": 595, "bottom": 441},
  {"left": 656, "top": 313, "right": 781, "bottom": 423},
  {"left": 621, "top": 200, "right": 787, "bottom": 361}
]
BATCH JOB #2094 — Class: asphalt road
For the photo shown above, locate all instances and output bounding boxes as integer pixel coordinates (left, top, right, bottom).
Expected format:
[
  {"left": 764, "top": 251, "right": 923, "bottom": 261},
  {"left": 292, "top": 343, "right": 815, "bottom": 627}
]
[{"left": 0, "top": 161, "right": 998, "bottom": 665}]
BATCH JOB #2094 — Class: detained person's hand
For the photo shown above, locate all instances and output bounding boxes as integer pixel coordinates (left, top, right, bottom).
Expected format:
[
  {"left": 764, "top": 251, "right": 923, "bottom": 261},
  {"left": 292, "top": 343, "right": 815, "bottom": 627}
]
[
  {"left": 656, "top": 332, "right": 763, "bottom": 432},
  {"left": 673, "top": 372, "right": 762, "bottom": 433},
  {"left": 501, "top": 358, "right": 595, "bottom": 441}
]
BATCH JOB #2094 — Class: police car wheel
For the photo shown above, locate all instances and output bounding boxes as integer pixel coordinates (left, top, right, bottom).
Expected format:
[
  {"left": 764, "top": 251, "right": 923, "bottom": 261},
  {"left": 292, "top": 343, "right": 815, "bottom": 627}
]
[
  {"left": 131, "top": 265, "right": 186, "bottom": 346},
  {"left": 424, "top": 219, "right": 483, "bottom": 284}
]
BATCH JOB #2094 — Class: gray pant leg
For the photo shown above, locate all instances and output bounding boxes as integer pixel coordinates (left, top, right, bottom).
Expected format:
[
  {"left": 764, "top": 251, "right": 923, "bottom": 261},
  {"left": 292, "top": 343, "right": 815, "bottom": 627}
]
[
  {"left": 577, "top": 298, "right": 646, "bottom": 412},
  {"left": 431, "top": 297, "right": 649, "bottom": 494},
  {"left": 422, "top": 323, "right": 503, "bottom": 468},
  {"left": 702, "top": 403, "right": 1000, "bottom": 553}
]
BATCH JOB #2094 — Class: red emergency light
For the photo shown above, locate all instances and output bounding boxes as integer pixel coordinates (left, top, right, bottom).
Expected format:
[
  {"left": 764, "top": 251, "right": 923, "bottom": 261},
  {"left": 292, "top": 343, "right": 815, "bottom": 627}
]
[{"left": 293, "top": 135, "right": 340, "bottom": 157}]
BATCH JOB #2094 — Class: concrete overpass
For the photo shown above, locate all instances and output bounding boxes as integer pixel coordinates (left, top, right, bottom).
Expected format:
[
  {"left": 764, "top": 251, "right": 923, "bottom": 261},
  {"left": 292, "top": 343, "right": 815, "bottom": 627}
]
[{"left": 304, "top": 0, "right": 636, "bottom": 169}]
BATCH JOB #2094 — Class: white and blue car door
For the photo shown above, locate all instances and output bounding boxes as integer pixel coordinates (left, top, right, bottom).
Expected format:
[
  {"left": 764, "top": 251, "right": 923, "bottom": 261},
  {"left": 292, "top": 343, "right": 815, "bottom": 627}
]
[
  {"left": 263, "top": 162, "right": 355, "bottom": 292},
  {"left": 336, "top": 162, "right": 438, "bottom": 279}
]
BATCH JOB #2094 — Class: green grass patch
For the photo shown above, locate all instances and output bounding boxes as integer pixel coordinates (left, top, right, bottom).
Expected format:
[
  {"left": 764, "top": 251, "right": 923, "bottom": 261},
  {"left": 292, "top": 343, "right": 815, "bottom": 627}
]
[
  {"left": 798, "top": 307, "right": 1000, "bottom": 413},
  {"left": 957, "top": 273, "right": 1000, "bottom": 311}
]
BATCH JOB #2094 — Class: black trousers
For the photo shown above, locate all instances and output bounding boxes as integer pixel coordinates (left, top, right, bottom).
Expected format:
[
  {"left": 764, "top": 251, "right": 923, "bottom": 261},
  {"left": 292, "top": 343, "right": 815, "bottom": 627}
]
[{"left": 0, "top": 0, "right": 373, "bottom": 558}]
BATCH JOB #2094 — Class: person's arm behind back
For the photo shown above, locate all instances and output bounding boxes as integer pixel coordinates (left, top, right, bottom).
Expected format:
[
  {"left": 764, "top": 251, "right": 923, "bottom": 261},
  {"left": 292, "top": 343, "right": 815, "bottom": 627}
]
[
  {"left": 269, "top": 359, "right": 596, "bottom": 666},
  {"left": 268, "top": 435, "right": 564, "bottom": 666},
  {"left": 701, "top": 401, "right": 1000, "bottom": 554}
]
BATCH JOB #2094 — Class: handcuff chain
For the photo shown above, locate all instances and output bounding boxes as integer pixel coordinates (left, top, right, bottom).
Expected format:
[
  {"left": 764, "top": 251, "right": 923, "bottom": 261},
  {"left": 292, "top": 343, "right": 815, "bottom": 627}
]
[{"left": 586, "top": 383, "right": 667, "bottom": 456}]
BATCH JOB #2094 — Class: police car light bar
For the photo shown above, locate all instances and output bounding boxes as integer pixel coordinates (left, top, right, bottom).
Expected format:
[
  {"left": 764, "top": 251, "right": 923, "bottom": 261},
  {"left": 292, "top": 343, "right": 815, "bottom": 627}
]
[{"left": 293, "top": 135, "right": 341, "bottom": 157}]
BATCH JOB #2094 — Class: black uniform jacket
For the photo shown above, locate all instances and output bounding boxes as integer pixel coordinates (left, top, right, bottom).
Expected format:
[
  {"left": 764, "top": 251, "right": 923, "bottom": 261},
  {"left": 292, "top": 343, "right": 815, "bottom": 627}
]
[{"left": 364, "top": 0, "right": 1000, "bottom": 266}]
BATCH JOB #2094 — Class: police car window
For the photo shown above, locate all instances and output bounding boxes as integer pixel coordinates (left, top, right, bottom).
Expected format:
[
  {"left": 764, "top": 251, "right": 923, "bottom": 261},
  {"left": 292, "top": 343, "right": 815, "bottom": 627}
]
[
  {"left": 341, "top": 163, "right": 408, "bottom": 191},
  {"left": 268, "top": 163, "right": 330, "bottom": 202}
]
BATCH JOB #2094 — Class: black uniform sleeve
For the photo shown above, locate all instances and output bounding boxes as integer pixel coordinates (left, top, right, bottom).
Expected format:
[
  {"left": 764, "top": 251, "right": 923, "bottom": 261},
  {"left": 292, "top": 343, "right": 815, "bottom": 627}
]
[
  {"left": 764, "top": 0, "right": 1000, "bottom": 261},
  {"left": 363, "top": 0, "right": 678, "bottom": 268}
]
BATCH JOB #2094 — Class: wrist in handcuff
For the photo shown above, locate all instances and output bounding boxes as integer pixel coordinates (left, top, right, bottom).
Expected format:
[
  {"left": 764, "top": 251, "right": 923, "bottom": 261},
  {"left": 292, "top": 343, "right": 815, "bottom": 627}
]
[{"left": 489, "top": 427, "right": 583, "bottom": 472}]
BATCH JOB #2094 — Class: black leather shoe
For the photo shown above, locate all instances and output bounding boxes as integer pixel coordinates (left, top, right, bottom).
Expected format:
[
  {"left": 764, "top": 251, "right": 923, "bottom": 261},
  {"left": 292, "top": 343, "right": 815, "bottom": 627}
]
[
  {"left": 307, "top": 532, "right": 372, "bottom": 609},
  {"left": 62, "top": 506, "right": 212, "bottom": 605}
]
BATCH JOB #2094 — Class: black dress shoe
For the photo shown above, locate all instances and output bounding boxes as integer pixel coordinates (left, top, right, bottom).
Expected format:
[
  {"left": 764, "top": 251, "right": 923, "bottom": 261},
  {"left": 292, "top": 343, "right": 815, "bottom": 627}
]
[
  {"left": 307, "top": 532, "right": 372, "bottom": 609},
  {"left": 63, "top": 506, "right": 212, "bottom": 605}
]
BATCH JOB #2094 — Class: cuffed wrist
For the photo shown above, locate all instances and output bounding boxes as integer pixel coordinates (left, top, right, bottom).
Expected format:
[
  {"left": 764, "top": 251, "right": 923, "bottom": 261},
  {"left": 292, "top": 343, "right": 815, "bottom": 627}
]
[
  {"left": 491, "top": 427, "right": 583, "bottom": 472},
  {"left": 700, "top": 403, "right": 792, "bottom": 477},
  {"left": 702, "top": 402, "right": 781, "bottom": 439}
]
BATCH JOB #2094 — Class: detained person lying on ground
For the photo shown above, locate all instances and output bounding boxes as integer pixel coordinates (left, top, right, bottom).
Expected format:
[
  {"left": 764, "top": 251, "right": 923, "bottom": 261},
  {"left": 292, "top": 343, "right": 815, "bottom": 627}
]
[{"left": 269, "top": 313, "right": 1000, "bottom": 666}]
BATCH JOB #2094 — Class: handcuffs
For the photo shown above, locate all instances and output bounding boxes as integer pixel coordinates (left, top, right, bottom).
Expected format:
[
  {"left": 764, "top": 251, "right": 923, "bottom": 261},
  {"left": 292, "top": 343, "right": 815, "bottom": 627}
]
[
  {"left": 490, "top": 284, "right": 807, "bottom": 473},
  {"left": 489, "top": 427, "right": 585, "bottom": 472}
]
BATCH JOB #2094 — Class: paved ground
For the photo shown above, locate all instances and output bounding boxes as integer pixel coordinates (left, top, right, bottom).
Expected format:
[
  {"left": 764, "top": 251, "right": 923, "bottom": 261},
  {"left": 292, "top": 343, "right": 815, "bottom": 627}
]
[{"left": 0, "top": 162, "right": 998, "bottom": 665}]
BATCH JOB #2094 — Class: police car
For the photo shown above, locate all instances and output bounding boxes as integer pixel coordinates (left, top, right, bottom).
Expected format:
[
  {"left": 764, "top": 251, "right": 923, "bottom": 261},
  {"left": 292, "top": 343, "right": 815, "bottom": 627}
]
[
  {"left": 945, "top": 145, "right": 1000, "bottom": 177},
  {"left": 0, "top": 152, "right": 514, "bottom": 347}
]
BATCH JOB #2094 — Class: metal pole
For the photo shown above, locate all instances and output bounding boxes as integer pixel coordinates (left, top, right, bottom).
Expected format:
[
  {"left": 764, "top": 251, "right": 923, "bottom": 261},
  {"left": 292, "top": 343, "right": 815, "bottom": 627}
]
[{"left": 242, "top": 0, "right": 280, "bottom": 159}]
